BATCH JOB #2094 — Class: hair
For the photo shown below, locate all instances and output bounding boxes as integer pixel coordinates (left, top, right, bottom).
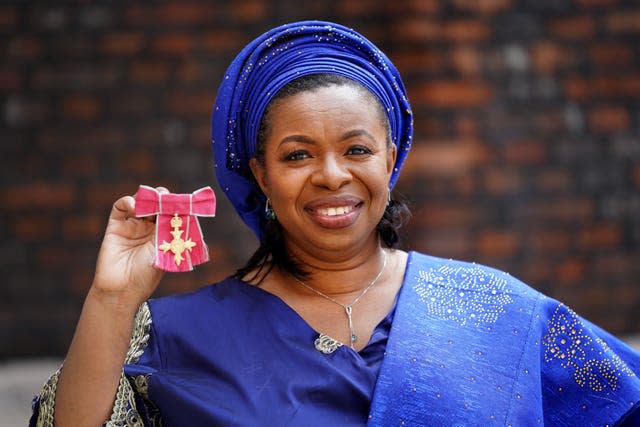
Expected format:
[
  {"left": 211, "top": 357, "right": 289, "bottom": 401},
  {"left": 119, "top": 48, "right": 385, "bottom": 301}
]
[{"left": 236, "top": 74, "right": 411, "bottom": 283}]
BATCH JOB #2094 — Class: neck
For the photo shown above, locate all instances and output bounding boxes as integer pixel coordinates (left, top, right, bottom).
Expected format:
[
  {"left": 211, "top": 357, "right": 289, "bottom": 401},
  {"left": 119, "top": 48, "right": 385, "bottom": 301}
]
[{"left": 283, "top": 243, "right": 387, "bottom": 298}]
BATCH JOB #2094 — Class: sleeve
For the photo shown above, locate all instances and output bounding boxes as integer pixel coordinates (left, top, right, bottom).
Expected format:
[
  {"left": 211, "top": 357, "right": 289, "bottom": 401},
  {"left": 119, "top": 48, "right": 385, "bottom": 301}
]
[
  {"left": 539, "top": 301, "right": 640, "bottom": 426},
  {"left": 29, "top": 302, "right": 159, "bottom": 427}
]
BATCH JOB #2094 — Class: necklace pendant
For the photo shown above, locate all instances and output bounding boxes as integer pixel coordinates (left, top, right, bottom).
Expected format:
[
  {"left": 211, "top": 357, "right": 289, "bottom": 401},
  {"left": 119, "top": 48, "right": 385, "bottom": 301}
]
[
  {"left": 315, "top": 333, "right": 343, "bottom": 354},
  {"left": 351, "top": 333, "right": 358, "bottom": 343}
]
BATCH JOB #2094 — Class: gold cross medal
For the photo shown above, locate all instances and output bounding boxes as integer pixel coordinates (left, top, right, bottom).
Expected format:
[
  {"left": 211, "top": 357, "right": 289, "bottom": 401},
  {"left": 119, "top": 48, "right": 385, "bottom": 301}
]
[
  {"left": 134, "top": 185, "right": 216, "bottom": 272},
  {"left": 159, "top": 213, "right": 196, "bottom": 267}
]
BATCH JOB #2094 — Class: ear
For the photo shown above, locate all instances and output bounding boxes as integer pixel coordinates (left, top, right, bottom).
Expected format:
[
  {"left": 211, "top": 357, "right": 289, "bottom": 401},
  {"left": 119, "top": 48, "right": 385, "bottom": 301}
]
[
  {"left": 249, "top": 157, "right": 269, "bottom": 196},
  {"left": 386, "top": 143, "right": 397, "bottom": 179}
]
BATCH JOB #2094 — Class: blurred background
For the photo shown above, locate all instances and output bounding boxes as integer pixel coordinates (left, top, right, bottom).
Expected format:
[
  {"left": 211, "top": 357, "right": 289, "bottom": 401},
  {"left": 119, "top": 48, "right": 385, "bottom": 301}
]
[{"left": 1, "top": 0, "right": 639, "bottom": 424}]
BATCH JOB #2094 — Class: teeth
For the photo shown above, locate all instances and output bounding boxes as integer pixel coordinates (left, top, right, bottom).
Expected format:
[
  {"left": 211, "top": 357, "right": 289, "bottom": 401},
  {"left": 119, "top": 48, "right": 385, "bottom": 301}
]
[{"left": 318, "top": 206, "right": 352, "bottom": 216}]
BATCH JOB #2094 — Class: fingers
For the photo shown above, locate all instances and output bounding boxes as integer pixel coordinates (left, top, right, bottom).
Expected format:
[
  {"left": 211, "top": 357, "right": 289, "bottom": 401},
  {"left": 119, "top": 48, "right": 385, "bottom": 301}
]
[
  {"left": 111, "top": 195, "right": 136, "bottom": 221},
  {"left": 111, "top": 186, "right": 170, "bottom": 222}
]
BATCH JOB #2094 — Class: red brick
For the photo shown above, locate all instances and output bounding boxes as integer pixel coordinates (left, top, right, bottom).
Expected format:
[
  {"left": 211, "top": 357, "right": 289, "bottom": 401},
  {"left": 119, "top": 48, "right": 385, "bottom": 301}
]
[
  {"left": 1, "top": 182, "right": 76, "bottom": 210},
  {"left": 445, "top": 20, "right": 491, "bottom": 41},
  {"left": 548, "top": 16, "right": 596, "bottom": 39},
  {"left": 605, "top": 10, "right": 640, "bottom": 33},
  {"left": 527, "top": 229, "right": 571, "bottom": 253},
  {"left": 593, "top": 254, "right": 640, "bottom": 278},
  {"left": 102, "top": 32, "right": 145, "bottom": 55},
  {"left": 337, "top": 0, "right": 381, "bottom": 16},
  {"left": 521, "top": 198, "right": 593, "bottom": 222},
  {"left": 536, "top": 169, "right": 572, "bottom": 193},
  {"left": 0, "top": 5, "right": 18, "bottom": 30},
  {"left": 415, "top": 229, "right": 473, "bottom": 259},
  {"left": 393, "top": 51, "right": 444, "bottom": 74},
  {"left": 62, "top": 154, "right": 99, "bottom": 177},
  {"left": 62, "top": 215, "right": 104, "bottom": 240},
  {"left": 578, "top": 223, "right": 622, "bottom": 248},
  {"left": 130, "top": 60, "right": 172, "bottom": 84},
  {"left": 157, "top": 3, "right": 216, "bottom": 24},
  {"left": 398, "top": 19, "right": 491, "bottom": 42},
  {"left": 556, "top": 258, "right": 585, "bottom": 286},
  {"left": 476, "top": 230, "right": 519, "bottom": 258},
  {"left": 587, "top": 106, "right": 630, "bottom": 132},
  {"left": 202, "top": 30, "right": 245, "bottom": 51},
  {"left": 415, "top": 81, "right": 493, "bottom": 107},
  {"left": 86, "top": 182, "right": 139, "bottom": 209},
  {"left": 110, "top": 92, "right": 155, "bottom": 116},
  {"left": 151, "top": 33, "right": 194, "bottom": 55},
  {"left": 167, "top": 91, "right": 213, "bottom": 116},
  {"left": 388, "top": 0, "right": 441, "bottom": 14},
  {"left": 118, "top": 149, "right": 156, "bottom": 177},
  {"left": 192, "top": 123, "right": 212, "bottom": 148},
  {"left": 0, "top": 68, "right": 21, "bottom": 91},
  {"left": 483, "top": 168, "right": 522, "bottom": 195},
  {"left": 532, "top": 41, "right": 576, "bottom": 74},
  {"left": 400, "top": 139, "right": 489, "bottom": 178},
  {"left": 450, "top": 47, "right": 482, "bottom": 77},
  {"left": 7, "top": 36, "right": 43, "bottom": 61},
  {"left": 177, "top": 60, "right": 203, "bottom": 84},
  {"left": 452, "top": 0, "right": 512, "bottom": 14},
  {"left": 230, "top": 1, "right": 267, "bottom": 22},
  {"left": 62, "top": 95, "right": 101, "bottom": 121},
  {"left": 455, "top": 115, "right": 480, "bottom": 138},
  {"left": 589, "top": 43, "right": 633, "bottom": 68},
  {"left": 413, "top": 204, "right": 489, "bottom": 228},
  {"left": 565, "top": 76, "right": 640, "bottom": 100},
  {"left": 503, "top": 138, "right": 546, "bottom": 165},
  {"left": 13, "top": 215, "right": 55, "bottom": 240},
  {"left": 69, "top": 267, "right": 95, "bottom": 296},
  {"left": 574, "top": 0, "right": 620, "bottom": 7}
]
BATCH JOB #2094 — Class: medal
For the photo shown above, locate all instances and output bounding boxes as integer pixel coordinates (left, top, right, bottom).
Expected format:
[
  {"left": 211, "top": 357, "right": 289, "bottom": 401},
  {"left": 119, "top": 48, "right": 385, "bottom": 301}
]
[{"left": 135, "top": 185, "right": 216, "bottom": 272}]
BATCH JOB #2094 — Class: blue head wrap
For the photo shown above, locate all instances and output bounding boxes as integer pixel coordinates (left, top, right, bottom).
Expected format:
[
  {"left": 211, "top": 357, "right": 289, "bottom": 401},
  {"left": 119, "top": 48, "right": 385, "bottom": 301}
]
[{"left": 212, "top": 20, "right": 413, "bottom": 241}]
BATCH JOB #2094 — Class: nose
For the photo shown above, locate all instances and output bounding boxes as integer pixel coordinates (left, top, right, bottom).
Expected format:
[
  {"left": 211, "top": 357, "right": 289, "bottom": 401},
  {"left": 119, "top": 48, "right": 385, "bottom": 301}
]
[{"left": 310, "top": 154, "right": 351, "bottom": 190}]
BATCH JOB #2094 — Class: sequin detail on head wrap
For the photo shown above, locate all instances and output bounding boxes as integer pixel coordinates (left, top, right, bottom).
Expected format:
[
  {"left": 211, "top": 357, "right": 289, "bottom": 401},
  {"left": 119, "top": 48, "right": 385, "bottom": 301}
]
[{"left": 211, "top": 20, "right": 413, "bottom": 240}]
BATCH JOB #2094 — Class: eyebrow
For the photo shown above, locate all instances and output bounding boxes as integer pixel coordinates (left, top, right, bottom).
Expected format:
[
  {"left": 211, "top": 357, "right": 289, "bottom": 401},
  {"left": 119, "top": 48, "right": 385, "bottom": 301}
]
[{"left": 277, "top": 129, "right": 377, "bottom": 147}]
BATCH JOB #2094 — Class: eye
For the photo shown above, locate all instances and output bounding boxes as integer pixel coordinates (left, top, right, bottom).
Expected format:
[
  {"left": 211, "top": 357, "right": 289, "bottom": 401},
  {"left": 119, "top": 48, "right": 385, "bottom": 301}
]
[
  {"left": 346, "top": 145, "right": 373, "bottom": 156},
  {"left": 283, "top": 150, "right": 311, "bottom": 161}
]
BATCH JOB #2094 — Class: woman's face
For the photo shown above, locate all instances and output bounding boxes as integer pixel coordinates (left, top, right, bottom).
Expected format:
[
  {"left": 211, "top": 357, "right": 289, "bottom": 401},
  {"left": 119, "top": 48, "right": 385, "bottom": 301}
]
[{"left": 250, "top": 84, "right": 396, "bottom": 260}]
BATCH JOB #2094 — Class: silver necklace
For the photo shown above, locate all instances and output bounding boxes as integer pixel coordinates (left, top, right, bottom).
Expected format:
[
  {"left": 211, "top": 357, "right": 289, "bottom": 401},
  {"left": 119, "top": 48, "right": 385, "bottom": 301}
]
[{"left": 292, "top": 250, "right": 387, "bottom": 350}]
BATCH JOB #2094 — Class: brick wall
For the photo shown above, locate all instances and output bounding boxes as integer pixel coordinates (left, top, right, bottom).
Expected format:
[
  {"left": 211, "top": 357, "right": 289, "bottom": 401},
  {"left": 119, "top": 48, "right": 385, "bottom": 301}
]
[{"left": 1, "top": 1, "right": 638, "bottom": 359}]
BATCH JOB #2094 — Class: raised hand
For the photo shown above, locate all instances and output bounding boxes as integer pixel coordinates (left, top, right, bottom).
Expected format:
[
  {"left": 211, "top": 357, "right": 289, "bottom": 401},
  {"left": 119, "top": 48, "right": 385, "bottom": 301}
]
[{"left": 91, "top": 189, "right": 167, "bottom": 309}]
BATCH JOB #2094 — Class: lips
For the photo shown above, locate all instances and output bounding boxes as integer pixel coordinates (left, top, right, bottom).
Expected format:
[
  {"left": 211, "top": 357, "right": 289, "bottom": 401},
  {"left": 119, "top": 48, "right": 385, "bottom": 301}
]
[{"left": 305, "top": 196, "right": 363, "bottom": 228}]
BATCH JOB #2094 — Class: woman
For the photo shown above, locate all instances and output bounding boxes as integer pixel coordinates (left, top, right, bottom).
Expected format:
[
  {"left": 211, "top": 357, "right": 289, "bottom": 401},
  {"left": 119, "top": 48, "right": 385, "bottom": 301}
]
[{"left": 32, "top": 21, "right": 640, "bottom": 426}]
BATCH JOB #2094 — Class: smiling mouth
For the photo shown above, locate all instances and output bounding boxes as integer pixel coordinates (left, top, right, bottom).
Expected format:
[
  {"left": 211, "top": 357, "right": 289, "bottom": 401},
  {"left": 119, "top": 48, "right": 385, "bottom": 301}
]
[{"left": 315, "top": 205, "right": 355, "bottom": 216}]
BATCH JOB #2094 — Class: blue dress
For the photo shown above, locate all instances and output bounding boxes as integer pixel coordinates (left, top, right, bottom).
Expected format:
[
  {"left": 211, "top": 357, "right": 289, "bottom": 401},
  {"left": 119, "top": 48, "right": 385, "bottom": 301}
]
[{"left": 31, "top": 252, "right": 640, "bottom": 426}]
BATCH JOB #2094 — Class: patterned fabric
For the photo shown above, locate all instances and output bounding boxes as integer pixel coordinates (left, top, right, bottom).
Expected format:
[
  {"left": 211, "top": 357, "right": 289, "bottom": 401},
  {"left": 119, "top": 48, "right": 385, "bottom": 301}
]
[
  {"left": 29, "top": 303, "right": 154, "bottom": 427},
  {"left": 211, "top": 20, "right": 413, "bottom": 240},
  {"left": 368, "top": 252, "right": 640, "bottom": 426}
]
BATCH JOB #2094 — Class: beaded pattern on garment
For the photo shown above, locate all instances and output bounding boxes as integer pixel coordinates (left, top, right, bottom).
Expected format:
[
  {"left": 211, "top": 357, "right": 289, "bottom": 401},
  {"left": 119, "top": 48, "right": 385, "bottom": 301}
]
[{"left": 542, "top": 304, "right": 636, "bottom": 392}]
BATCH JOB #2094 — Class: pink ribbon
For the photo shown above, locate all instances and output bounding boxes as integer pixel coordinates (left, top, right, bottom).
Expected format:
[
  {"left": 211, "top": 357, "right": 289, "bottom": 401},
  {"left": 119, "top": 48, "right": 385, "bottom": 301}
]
[{"left": 135, "top": 185, "right": 216, "bottom": 272}]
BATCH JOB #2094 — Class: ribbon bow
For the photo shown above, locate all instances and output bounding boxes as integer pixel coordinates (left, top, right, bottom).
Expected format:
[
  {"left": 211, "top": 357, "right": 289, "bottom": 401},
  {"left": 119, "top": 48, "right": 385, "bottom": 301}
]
[{"left": 135, "top": 185, "right": 216, "bottom": 272}]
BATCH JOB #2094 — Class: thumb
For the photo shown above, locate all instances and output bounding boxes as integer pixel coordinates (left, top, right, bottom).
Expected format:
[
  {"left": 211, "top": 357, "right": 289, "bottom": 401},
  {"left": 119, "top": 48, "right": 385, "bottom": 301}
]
[{"left": 110, "top": 196, "right": 136, "bottom": 221}]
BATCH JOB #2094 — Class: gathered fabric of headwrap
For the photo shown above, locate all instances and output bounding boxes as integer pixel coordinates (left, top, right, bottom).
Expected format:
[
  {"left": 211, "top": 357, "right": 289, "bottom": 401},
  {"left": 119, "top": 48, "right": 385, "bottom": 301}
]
[{"left": 211, "top": 20, "right": 413, "bottom": 241}]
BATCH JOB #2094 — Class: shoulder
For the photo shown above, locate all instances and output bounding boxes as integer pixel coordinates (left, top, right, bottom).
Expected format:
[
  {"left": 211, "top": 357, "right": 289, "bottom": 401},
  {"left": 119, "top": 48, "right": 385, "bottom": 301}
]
[
  {"left": 406, "top": 251, "right": 541, "bottom": 301},
  {"left": 145, "top": 276, "right": 254, "bottom": 324}
]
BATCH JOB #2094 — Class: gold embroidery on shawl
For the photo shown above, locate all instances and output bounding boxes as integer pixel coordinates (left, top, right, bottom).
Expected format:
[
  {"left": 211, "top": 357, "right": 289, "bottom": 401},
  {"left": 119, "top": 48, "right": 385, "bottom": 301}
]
[
  {"left": 542, "top": 304, "right": 635, "bottom": 392},
  {"left": 34, "top": 368, "right": 61, "bottom": 427},
  {"left": 125, "top": 302, "right": 152, "bottom": 364},
  {"left": 33, "top": 303, "right": 153, "bottom": 426},
  {"left": 106, "top": 302, "right": 153, "bottom": 426}
]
